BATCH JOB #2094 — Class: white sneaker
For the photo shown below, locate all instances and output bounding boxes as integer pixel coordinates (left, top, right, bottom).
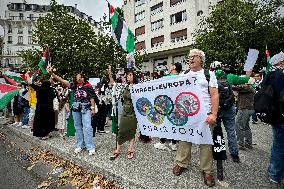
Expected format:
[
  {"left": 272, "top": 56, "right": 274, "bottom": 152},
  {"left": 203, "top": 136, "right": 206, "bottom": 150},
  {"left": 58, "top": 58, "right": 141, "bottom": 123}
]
[
  {"left": 12, "top": 122, "right": 19, "bottom": 127},
  {"left": 169, "top": 142, "right": 177, "bottom": 151},
  {"left": 17, "top": 122, "right": 23, "bottom": 127},
  {"left": 154, "top": 142, "right": 168, "bottom": 150},
  {"left": 88, "top": 149, "right": 96, "bottom": 156},
  {"left": 74, "top": 148, "right": 82, "bottom": 154},
  {"left": 22, "top": 125, "right": 29, "bottom": 129}
]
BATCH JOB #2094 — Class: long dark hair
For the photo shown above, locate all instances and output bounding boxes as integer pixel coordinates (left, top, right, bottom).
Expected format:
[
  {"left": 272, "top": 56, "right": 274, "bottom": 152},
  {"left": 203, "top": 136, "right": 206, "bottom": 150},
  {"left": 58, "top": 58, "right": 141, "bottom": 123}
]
[
  {"left": 126, "top": 69, "right": 139, "bottom": 84},
  {"left": 72, "top": 71, "right": 88, "bottom": 87}
]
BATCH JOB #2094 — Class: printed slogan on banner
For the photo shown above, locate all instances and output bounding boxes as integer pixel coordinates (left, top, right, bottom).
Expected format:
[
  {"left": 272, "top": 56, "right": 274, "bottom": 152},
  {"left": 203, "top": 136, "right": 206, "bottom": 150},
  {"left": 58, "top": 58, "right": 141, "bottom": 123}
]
[{"left": 131, "top": 74, "right": 213, "bottom": 144}]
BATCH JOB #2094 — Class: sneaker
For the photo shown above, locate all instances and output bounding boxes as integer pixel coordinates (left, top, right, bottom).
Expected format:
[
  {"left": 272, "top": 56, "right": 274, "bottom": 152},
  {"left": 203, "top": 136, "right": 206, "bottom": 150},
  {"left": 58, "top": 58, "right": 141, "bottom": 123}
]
[
  {"left": 99, "top": 130, "right": 110, "bottom": 134},
  {"left": 154, "top": 142, "right": 168, "bottom": 150},
  {"left": 22, "top": 125, "right": 29, "bottom": 129},
  {"left": 230, "top": 154, "right": 240, "bottom": 163},
  {"left": 269, "top": 177, "right": 280, "bottom": 184},
  {"left": 74, "top": 148, "right": 82, "bottom": 154},
  {"left": 12, "top": 122, "right": 19, "bottom": 127},
  {"left": 88, "top": 149, "right": 96, "bottom": 156},
  {"left": 169, "top": 142, "right": 177, "bottom": 151},
  {"left": 17, "top": 122, "right": 23, "bottom": 127}
]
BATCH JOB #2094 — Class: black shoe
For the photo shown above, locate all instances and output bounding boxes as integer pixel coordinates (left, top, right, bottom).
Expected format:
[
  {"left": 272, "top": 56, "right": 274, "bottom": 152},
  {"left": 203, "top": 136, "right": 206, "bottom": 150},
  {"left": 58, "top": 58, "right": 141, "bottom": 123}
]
[{"left": 231, "top": 154, "right": 240, "bottom": 163}]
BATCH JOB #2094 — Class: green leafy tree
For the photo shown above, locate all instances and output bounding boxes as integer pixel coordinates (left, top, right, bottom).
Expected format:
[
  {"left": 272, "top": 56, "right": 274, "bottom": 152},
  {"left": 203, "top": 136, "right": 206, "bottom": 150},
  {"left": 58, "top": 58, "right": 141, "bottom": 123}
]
[
  {"left": 192, "top": 0, "right": 284, "bottom": 73},
  {"left": 20, "top": 0, "right": 144, "bottom": 79}
]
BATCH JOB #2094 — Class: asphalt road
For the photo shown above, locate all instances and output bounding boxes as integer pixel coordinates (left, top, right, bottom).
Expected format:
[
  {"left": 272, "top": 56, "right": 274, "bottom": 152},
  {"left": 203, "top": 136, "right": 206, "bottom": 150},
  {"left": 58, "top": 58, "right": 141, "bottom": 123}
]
[{"left": 0, "top": 127, "right": 72, "bottom": 189}]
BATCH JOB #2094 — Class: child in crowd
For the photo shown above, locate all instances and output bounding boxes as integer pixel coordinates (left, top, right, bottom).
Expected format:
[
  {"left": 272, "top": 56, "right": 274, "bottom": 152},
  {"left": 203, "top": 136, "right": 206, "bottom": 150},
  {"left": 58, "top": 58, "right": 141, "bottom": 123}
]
[{"left": 56, "top": 85, "right": 69, "bottom": 137}]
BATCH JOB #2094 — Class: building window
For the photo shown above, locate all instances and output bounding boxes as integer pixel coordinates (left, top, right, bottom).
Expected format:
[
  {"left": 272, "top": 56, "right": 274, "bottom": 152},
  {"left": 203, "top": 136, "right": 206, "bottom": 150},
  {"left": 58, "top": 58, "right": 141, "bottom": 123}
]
[
  {"left": 8, "top": 25, "right": 12, "bottom": 33},
  {"left": 135, "top": 11, "right": 145, "bottom": 22},
  {"left": 18, "top": 36, "right": 23, "bottom": 44},
  {"left": 18, "top": 26, "right": 23, "bottom": 34},
  {"left": 8, "top": 36, "right": 12, "bottom": 44},
  {"left": 151, "top": 19, "right": 163, "bottom": 31},
  {"left": 151, "top": 35, "right": 164, "bottom": 48},
  {"left": 135, "top": 41, "right": 146, "bottom": 51},
  {"left": 151, "top": 3, "right": 163, "bottom": 16},
  {"left": 28, "top": 25, "right": 33, "bottom": 34},
  {"left": 171, "top": 10, "right": 187, "bottom": 25},
  {"left": 28, "top": 14, "right": 35, "bottom": 21},
  {"left": 135, "top": 26, "right": 145, "bottom": 36},
  {"left": 170, "top": 0, "right": 186, "bottom": 7},
  {"left": 171, "top": 29, "right": 187, "bottom": 43},
  {"left": 19, "top": 13, "right": 24, "bottom": 20},
  {"left": 135, "top": 0, "right": 145, "bottom": 7},
  {"left": 28, "top": 36, "right": 33, "bottom": 44}
]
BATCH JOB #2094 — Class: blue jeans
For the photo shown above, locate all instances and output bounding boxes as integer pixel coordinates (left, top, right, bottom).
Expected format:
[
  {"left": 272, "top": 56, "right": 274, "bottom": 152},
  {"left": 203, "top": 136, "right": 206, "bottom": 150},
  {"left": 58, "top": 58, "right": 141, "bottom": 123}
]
[
  {"left": 217, "top": 106, "right": 239, "bottom": 156},
  {"left": 22, "top": 107, "right": 30, "bottom": 125},
  {"left": 268, "top": 124, "right": 284, "bottom": 182},
  {"left": 72, "top": 110, "right": 95, "bottom": 151}
]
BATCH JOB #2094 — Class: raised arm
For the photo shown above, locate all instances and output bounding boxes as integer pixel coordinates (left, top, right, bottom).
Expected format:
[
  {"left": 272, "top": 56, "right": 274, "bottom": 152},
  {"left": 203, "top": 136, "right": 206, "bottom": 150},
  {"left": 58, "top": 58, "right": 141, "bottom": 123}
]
[
  {"left": 25, "top": 72, "right": 32, "bottom": 85},
  {"left": 46, "top": 63, "right": 69, "bottom": 87}
]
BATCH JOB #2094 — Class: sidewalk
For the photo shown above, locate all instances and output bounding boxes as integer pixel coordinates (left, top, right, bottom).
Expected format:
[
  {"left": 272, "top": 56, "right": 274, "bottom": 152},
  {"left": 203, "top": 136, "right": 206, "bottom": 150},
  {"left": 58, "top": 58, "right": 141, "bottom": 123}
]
[{"left": 1, "top": 119, "right": 283, "bottom": 189}]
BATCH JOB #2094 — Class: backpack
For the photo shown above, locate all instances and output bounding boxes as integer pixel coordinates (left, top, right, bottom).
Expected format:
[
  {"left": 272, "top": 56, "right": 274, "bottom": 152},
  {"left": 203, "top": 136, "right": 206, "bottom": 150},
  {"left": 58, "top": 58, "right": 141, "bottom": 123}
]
[
  {"left": 218, "top": 80, "right": 234, "bottom": 110},
  {"left": 254, "top": 71, "right": 284, "bottom": 124}
]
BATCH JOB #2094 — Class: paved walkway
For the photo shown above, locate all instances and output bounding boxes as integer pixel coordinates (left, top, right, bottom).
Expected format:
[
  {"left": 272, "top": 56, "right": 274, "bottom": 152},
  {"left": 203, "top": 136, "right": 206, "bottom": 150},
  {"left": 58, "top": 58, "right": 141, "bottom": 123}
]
[{"left": 1, "top": 119, "right": 283, "bottom": 189}]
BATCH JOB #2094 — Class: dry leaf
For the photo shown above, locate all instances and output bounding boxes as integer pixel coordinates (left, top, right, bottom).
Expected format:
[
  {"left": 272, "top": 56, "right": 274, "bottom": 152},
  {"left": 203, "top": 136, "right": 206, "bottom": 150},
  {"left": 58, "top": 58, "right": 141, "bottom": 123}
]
[
  {"left": 58, "top": 171, "right": 69, "bottom": 178},
  {"left": 27, "top": 164, "right": 35, "bottom": 171},
  {"left": 37, "top": 181, "right": 51, "bottom": 189}
]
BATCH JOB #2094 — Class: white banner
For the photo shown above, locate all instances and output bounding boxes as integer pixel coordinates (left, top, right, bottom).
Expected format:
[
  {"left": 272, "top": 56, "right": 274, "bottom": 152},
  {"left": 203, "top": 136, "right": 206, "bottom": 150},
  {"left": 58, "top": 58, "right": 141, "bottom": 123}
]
[
  {"left": 130, "top": 74, "right": 213, "bottom": 144},
  {"left": 244, "top": 48, "right": 259, "bottom": 71}
]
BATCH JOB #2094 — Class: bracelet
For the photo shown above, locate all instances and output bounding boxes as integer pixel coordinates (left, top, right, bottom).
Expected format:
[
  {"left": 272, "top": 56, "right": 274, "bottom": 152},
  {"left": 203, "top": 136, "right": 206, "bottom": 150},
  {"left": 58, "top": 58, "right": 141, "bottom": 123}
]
[{"left": 91, "top": 106, "right": 95, "bottom": 109}]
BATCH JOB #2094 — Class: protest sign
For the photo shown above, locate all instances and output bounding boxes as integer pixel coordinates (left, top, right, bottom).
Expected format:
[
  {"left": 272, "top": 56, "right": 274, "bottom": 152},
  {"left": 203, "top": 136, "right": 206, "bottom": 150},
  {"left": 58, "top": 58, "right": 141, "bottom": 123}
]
[
  {"left": 244, "top": 49, "right": 259, "bottom": 71},
  {"left": 130, "top": 74, "right": 213, "bottom": 144}
]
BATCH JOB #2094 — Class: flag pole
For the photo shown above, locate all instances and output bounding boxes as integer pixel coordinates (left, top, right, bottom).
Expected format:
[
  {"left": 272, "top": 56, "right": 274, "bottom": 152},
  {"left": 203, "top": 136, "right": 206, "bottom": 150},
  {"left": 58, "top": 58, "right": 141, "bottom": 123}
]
[{"left": 105, "top": 0, "right": 119, "bottom": 152}]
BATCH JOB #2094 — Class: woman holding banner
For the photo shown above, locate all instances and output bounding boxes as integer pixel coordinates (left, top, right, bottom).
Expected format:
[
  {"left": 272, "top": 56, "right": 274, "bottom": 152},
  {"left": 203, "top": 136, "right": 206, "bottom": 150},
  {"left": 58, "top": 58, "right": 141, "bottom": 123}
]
[{"left": 108, "top": 65, "right": 138, "bottom": 160}]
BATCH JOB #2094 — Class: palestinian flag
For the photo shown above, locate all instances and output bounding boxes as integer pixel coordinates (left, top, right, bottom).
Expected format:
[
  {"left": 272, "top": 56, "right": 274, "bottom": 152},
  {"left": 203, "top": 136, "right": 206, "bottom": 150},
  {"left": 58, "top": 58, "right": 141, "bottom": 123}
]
[
  {"left": 3, "top": 71, "right": 26, "bottom": 85},
  {"left": 38, "top": 47, "right": 50, "bottom": 75},
  {"left": 109, "top": 4, "right": 135, "bottom": 53},
  {"left": 265, "top": 46, "right": 271, "bottom": 73},
  {"left": 0, "top": 83, "right": 19, "bottom": 110}
]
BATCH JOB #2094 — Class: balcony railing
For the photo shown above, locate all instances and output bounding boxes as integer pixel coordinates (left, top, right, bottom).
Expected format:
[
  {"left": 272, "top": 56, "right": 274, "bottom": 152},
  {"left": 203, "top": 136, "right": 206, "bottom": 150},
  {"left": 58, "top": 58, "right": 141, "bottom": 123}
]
[
  {"left": 18, "top": 31, "right": 23, "bottom": 34},
  {"left": 7, "top": 41, "right": 13, "bottom": 44}
]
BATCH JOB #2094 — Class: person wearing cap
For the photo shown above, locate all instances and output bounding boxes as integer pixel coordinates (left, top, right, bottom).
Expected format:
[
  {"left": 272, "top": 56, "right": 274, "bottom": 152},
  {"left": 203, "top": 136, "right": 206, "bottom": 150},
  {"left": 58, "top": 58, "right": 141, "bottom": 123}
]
[
  {"left": 154, "top": 62, "right": 182, "bottom": 151},
  {"left": 266, "top": 51, "right": 284, "bottom": 184}
]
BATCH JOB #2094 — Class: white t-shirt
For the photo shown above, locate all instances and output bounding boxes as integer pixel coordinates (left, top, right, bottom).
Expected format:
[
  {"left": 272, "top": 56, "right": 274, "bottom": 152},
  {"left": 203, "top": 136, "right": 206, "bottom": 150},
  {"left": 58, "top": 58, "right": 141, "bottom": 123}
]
[{"left": 182, "top": 69, "right": 218, "bottom": 113}]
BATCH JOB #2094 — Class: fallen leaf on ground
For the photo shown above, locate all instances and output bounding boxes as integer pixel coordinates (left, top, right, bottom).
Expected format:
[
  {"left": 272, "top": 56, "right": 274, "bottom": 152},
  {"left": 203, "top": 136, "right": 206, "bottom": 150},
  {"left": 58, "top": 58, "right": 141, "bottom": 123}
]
[
  {"left": 27, "top": 164, "right": 35, "bottom": 171},
  {"left": 58, "top": 171, "right": 69, "bottom": 178},
  {"left": 37, "top": 181, "right": 51, "bottom": 189}
]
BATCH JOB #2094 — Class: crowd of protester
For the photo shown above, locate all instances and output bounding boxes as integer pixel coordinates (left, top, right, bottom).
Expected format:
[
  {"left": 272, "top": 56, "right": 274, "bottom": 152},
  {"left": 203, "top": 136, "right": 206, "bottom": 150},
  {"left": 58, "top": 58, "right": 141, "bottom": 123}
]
[{"left": 1, "top": 49, "right": 284, "bottom": 187}]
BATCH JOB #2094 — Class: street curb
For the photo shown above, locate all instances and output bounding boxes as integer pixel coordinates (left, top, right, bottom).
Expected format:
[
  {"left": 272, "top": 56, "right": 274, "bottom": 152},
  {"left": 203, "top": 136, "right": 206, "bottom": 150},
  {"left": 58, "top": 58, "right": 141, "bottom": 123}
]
[{"left": 3, "top": 125, "right": 144, "bottom": 189}]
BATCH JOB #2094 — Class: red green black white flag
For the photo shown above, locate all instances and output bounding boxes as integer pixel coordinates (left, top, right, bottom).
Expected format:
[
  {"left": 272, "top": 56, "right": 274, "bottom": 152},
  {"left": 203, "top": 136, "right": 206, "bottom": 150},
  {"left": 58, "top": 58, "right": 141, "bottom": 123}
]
[{"left": 109, "top": 4, "right": 135, "bottom": 53}]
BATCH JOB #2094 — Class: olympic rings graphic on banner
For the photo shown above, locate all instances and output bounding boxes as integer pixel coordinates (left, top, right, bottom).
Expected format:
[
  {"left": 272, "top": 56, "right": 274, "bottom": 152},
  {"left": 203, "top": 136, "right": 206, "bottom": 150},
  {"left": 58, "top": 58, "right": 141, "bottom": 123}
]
[
  {"left": 154, "top": 95, "right": 174, "bottom": 116},
  {"left": 147, "top": 106, "right": 165, "bottom": 126},
  {"left": 167, "top": 105, "right": 188, "bottom": 126},
  {"left": 175, "top": 92, "right": 200, "bottom": 116},
  {"left": 136, "top": 97, "right": 153, "bottom": 116}
]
